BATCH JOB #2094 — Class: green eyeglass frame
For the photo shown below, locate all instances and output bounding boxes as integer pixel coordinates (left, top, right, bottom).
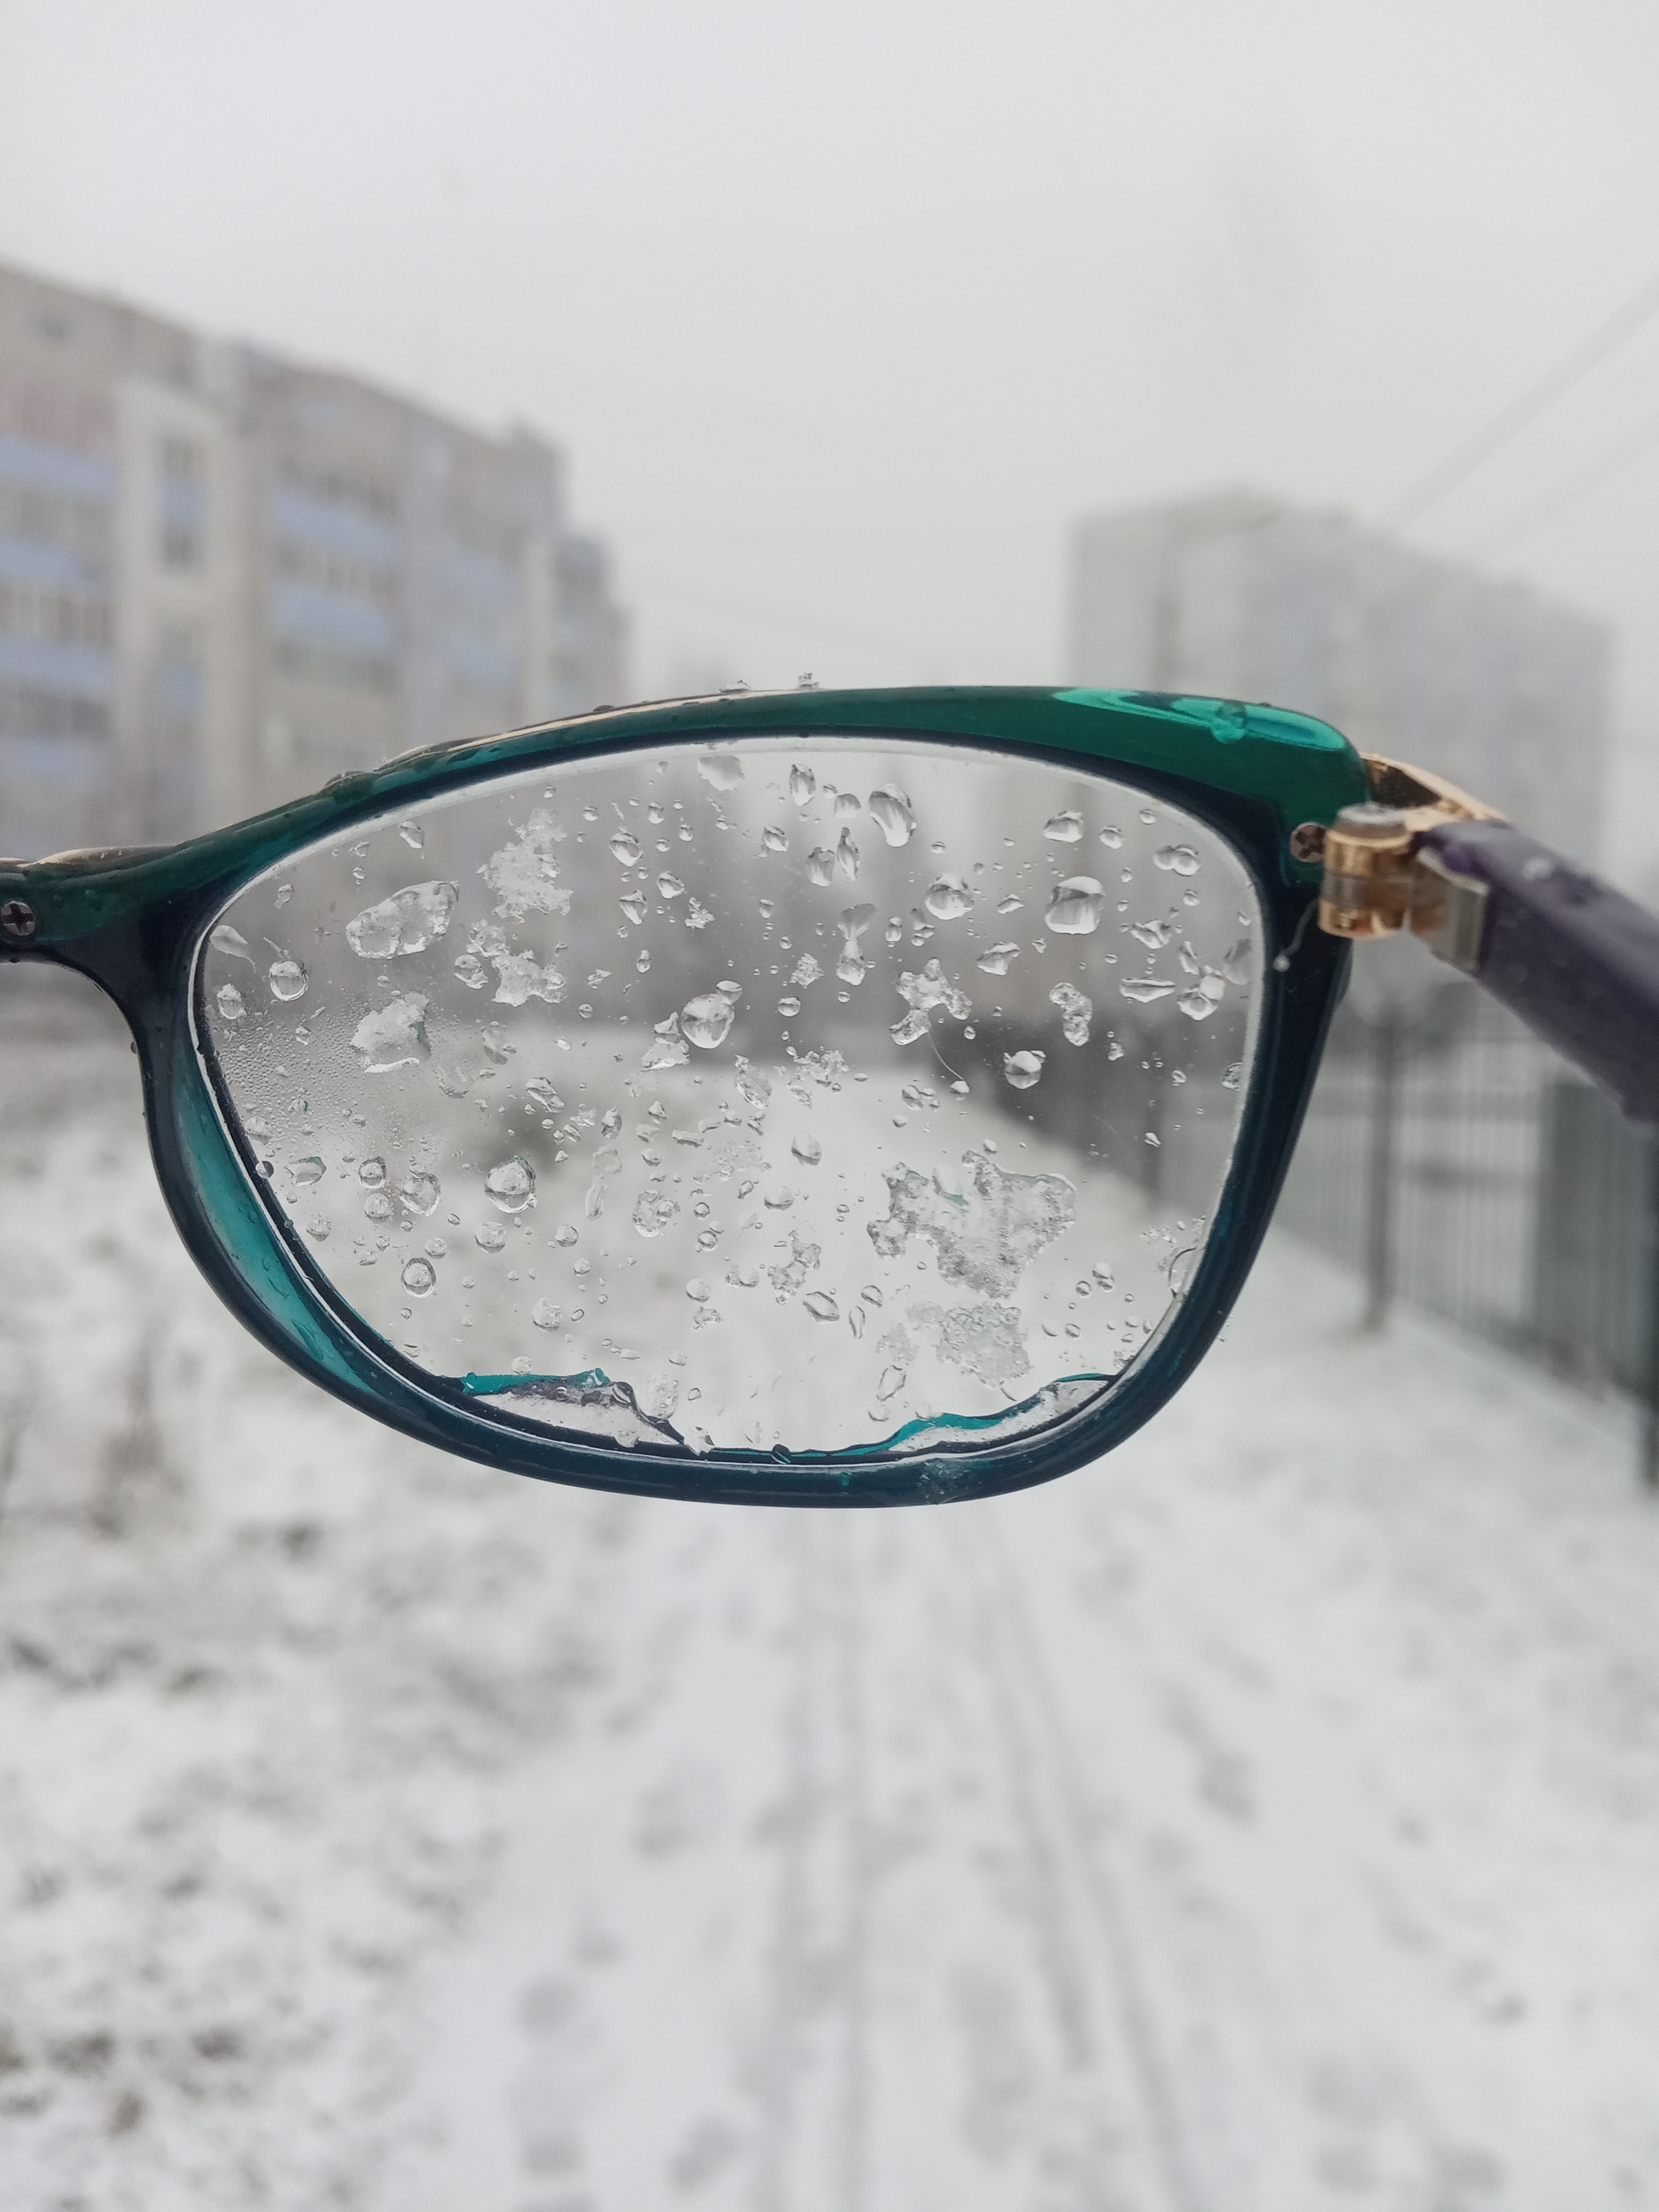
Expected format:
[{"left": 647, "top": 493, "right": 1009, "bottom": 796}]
[{"left": 0, "top": 686, "right": 1367, "bottom": 1507}]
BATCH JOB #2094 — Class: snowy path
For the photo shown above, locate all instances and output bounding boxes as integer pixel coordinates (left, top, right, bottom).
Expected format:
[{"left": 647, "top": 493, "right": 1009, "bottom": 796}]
[{"left": 2, "top": 972, "right": 1658, "bottom": 2209}]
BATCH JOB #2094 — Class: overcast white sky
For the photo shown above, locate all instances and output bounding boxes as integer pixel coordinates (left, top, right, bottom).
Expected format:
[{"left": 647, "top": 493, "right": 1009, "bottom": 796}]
[{"left": 3, "top": 0, "right": 1657, "bottom": 869}]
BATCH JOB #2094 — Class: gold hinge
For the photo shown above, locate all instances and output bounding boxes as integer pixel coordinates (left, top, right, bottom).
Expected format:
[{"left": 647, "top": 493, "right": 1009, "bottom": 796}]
[{"left": 1310, "top": 757, "right": 1505, "bottom": 972}]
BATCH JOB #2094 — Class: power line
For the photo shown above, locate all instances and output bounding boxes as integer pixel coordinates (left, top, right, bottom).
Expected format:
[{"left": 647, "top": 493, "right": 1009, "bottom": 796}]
[
  {"left": 1384, "top": 268, "right": 1659, "bottom": 529},
  {"left": 1474, "top": 405, "right": 1659, "bottom": 557}
]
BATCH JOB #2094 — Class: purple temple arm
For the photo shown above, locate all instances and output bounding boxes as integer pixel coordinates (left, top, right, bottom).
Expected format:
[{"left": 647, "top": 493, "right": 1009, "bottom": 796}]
[{"left": 1422, "top": 818, "right": 1659, "bottom": 1126}]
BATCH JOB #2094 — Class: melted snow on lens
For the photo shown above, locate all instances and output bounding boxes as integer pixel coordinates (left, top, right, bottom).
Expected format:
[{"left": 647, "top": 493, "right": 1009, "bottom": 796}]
[
  {"left": 345, "top": 882, "right": 458, "bottom": 959},
  {"left": 1045, "top": 878, "right": 1105, "bottom": 934}
]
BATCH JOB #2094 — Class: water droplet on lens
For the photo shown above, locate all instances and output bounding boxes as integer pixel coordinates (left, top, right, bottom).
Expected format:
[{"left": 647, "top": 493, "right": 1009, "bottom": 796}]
[
  {"left": 485, "top": 1156, "right": 536, "bottom": 1213},
  {"left": 1004, "top": 1050, "right": 1045, "bottom": 1089},
  {"left": 1178, "top": 982, "right": 1223, "bottom": 1021},
  {"left": 835, "top": 828, "right": 859, "bottom": 880},
  {"left": 216, "top": 983, "right": 245, "bottom": 1020},
  {"left": 1131, "top": 918, "right": 1175, "bottom": 949},
  {"left": 1045, "top": 877, "right": 1105, "bottom": 934},
  {"left": 305, "top": 1214, "right": 329, "bottom": 1239},
  {"left": 876, "top": 1366, "right": 906, "bottom": 1402},
  {"left": 553, "top": 1224, "right": 578, "bottom": 1246},
  {"left": 399, "top": 820, "right": 424, "bottom": 850},
  {"left": 274, "top": 884, "right": 293, "bottom": 910},
  {"left": 633, "top": 1186, "right": 678, "bottom": 1237},
  {"left": 211, "top": 923, "right": 253, "bottom": 961},
  {"left": 657, "top": 874, "right": 684, "bottom": 898},
  {"left": 476, "top": 1221, "right": 508, "bottom": 1251},
  {"left": 398, "top": 1170, "right": 440, "bottom": 1214},
  {"left": 358, "top": 1157, "right": 386, "bottom": 1189},
  {"left": 401, "top": 1256, "right": 437, "bottom": 1296},
  {"left": 762, "top": 825, "right": 788, "bottom": 854},
  {"left": 924, "top": 875, "right": 974, "bottom": 920},
  {"left": 789, "top": 763, "right": 816, "bottom": 806},
  {"left": 531, "top": 1296, "right": 561, "bottom": 1329},
  {"left": 698, "top": 754, "right": 744, "bottom": 790},
  {"left": 1222, "top": 1062, "right": 1243, "bottom": 1090},
  {"left": 268, "top": 957, "right": 308, "bottom": 1001},
  {"left": 1120, "top": 976, "right": 1175, "bottom": 1004},
  {"left": 686, "top": 1278, "right": 712, "bottom": 1302},
  {"left": 1139, "top": 808, "right": 1157, "bottom": 825},
  {"left": 1093, "top": 1261, "right": 1115, "bottom": 1289},
  {"left": 286, "top": 1156, "right": 325, "bottom": 1186},
  {"left": 1044, "top": 810, "right": 1083, "bottom": 842},
  {"left": 1049, "top": 981, "right": 1092, "bottom": 1045},
  {"left": 791, "top": 1132, "right": 822, "bottom": 1166},
  {"left": 1098, "top": 826, "right": 1123, "bottom": 850},
  {"left": 868, "top": 786, "right": 915, "bottom": 846},
  {"left": 609, "top": 829, "right": 642, "bottom": 866},
  {"left": 804, "top": 1291, "right": 838, "bottom": 1320},
  {"left": 1154, "top": 843, "right": 1201, "bottom": 876},
  {"left": 977, "top": 942, "right": 1019, "bottom": 975},
  {"left": 681, "top": 992, "right": 735, "bottom": 1050}
]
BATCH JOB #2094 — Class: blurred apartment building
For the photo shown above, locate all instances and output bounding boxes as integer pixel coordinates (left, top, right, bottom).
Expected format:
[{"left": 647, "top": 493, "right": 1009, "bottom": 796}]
[
  {"left": 0, "top": 259, "right": 626, "bottom": 859},
  {"left": 1072, "top": 490, "right": 1607, "bottom": 859}
]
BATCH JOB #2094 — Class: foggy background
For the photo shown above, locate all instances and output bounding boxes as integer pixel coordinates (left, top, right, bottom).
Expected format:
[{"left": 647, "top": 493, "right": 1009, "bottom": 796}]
[
  {"left": 3, "top": 0, "right": 1656, "bottom": 869},
  {"left": 6, "top": 8, "right": 1659, "bottom": 2206}
]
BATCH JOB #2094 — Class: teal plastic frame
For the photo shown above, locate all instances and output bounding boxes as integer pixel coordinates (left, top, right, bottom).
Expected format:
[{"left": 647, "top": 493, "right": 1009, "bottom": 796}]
[{"left": 1, "top": 687, "right": 1367, "bottom": 1506}]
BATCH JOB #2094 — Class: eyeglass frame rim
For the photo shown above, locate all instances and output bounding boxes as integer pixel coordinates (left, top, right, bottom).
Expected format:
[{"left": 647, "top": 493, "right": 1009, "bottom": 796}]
[{"left": 2, "top": 684, "right": 1367, "bottom": 1507}]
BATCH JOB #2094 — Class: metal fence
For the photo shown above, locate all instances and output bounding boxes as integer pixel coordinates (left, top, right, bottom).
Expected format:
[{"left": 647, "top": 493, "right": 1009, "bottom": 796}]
[{"left": 1276, "top": 978, "right": 1659, "bottom": 1470}]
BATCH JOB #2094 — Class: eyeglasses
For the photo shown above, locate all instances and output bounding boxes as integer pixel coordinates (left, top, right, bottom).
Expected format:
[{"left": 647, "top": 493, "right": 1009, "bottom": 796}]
[{"left": 2, "top": 686, "right": 1649, "bottom": 1507}]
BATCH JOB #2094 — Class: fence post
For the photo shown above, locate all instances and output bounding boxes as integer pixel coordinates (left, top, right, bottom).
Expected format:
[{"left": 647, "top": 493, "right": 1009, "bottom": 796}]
[
  {"left": 1363, "top": 1005, "right": 1403, "bottom": 1332},
  {"left": 1643, "top": 1132, "right": 1659, "bottom": 1490}
]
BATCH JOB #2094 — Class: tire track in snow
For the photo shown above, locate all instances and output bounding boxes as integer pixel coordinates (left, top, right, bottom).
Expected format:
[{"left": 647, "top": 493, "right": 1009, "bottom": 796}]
[
  {"left": 753, "top": 1515, "right": 872, "bottom": 2212},
  {"left": 950, "top": 1507, "right": 1202, "bottom": 2212}
]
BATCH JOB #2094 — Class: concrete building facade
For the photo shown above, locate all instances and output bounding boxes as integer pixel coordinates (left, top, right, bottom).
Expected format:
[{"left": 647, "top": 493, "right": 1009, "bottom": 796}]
[
  {"left": 0, "top": 260, "right": 626, "bottom": 858},
  {"left": 1071, "top": 490, "right": 1608, "bottom": 860}
]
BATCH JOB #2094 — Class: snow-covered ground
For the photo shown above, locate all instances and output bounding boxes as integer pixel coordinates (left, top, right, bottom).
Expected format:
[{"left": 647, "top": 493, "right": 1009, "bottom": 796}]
[{"left": 2, "top": 965, "right": 1657, "bottom": 2210}]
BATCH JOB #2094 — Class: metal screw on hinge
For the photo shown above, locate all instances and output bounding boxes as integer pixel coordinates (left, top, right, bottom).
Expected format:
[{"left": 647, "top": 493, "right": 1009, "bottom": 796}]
[
  {"left": 0, "top": 898, "right": 37, "bottom": 942},
  {"left": 1288, "top": 822, "right": 1327, "bottom": 863}
]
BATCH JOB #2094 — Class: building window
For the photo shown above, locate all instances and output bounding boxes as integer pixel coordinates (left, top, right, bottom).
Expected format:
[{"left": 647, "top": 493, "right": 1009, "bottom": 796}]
[
  {"left": 159, "top": 437, "right": 205, "bottom": 569},
  {"left": 151, "top": 623, "right": 203, "bottom": 759},
  {"left": 0, "top": 680, "right": 109, "bottom": 741},
  {"left": 0, "top": 480, "right": 111, "bottom": 569},
  {"left": 0, "top": 579, "right": 112, "bottom": 648}
]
